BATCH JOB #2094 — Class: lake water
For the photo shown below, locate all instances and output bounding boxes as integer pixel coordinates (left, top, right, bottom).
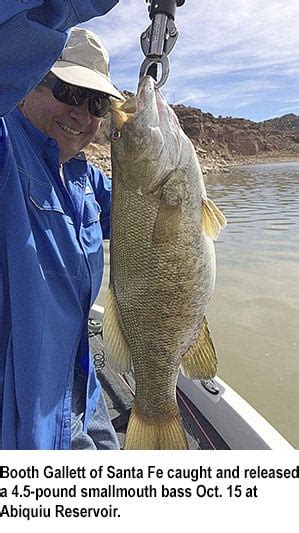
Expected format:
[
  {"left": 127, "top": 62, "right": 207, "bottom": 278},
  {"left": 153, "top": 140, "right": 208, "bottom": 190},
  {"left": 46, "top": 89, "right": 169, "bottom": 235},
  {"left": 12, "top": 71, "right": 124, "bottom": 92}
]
[
  {"left": 205, "top": 162, "right": 299, "bottom": 448},
  {"left": 97, "top": 161, "right": 299, "bottom": 448}
]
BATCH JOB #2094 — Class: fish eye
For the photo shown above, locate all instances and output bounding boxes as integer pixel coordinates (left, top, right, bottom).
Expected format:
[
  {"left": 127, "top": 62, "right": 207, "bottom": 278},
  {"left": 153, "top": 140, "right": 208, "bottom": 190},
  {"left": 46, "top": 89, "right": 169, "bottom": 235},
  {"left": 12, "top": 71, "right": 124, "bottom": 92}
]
[{"left": 111, "top": 129, "right": 122, "bottom": 142}]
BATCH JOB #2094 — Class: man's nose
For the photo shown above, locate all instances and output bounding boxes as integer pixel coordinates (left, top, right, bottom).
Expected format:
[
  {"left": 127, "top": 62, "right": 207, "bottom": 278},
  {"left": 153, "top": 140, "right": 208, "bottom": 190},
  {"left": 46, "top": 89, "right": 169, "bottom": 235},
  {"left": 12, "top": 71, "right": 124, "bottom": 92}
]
[{"left": 69, "top": 99, "right": 92, "bottom": 124}]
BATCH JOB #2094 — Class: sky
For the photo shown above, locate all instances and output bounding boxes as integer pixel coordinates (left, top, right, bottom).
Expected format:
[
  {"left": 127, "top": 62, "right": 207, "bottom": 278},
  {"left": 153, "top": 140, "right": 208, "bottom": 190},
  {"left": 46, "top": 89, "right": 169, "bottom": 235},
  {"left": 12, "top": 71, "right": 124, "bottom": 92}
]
[{"left": 82, "top": 0, "right": 299, "bottom": 122}]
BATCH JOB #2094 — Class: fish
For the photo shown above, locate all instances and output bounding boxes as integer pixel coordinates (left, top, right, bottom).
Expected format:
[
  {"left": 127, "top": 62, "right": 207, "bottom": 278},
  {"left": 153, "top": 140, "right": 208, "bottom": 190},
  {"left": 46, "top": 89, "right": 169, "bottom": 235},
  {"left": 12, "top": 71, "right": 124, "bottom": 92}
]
[{"left": 103, "top": 75, "right": 226, "bottom": 450}]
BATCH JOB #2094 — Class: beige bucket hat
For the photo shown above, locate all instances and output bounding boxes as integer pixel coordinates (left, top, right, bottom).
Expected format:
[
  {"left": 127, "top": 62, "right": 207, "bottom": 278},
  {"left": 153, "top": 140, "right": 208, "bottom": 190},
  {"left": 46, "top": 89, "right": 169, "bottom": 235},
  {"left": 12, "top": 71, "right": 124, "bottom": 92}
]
[{"left": 51, "top": 28, "right": 124, "bottom": 100}]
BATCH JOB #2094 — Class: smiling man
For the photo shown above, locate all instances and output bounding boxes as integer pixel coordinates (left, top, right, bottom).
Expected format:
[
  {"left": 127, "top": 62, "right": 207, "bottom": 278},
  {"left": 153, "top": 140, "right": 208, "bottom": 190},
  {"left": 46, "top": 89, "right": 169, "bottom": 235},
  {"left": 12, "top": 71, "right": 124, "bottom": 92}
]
[
  {"left": 20, "top": 73, "right": 102, "bottom": 164},
  {"left": 0, "top": 2, "right": 122, "bottom": 450},
  {"left": 20, "top": 29, "right": 123, "bottom": 163}
]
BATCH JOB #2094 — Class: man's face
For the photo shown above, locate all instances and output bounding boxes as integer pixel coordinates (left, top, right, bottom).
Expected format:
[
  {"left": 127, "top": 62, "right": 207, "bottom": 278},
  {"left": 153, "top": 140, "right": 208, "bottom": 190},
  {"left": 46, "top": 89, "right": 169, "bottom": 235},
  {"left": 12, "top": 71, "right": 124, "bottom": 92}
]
[{"left": 21, "top": 77, "right": 102, "bottom": 163}]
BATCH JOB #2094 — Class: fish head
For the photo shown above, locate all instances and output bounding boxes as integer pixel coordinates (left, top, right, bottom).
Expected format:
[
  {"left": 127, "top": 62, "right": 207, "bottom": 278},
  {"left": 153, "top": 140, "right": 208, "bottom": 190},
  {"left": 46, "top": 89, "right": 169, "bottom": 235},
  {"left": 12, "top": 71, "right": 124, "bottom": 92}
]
[{"left": 111, "top": 75, "right": 183, "bottom": 195}]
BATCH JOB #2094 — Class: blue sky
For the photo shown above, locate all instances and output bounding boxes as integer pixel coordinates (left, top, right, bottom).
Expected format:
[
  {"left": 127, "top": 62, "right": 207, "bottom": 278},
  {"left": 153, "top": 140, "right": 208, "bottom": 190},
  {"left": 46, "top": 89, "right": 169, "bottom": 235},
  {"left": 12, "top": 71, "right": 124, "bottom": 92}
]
[{"left": 82, "top": 0, "right": 299, "bottom": 122}]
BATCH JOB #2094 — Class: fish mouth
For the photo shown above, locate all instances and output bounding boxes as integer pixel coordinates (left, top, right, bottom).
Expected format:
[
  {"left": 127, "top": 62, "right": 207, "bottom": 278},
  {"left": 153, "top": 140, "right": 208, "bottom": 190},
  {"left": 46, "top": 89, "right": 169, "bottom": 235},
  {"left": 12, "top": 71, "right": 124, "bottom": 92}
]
[
  {"left": 111, "top": 94, "right": 137, "bottom": 132},
  {"left": 137, "top": 75, "right": 160, "bottom": 124},
  {"left": 111, "top": 76, "right": 160, "bottom": 134},
  {"left": 137, "top": 76, "right": 179, "bottom": 136}
]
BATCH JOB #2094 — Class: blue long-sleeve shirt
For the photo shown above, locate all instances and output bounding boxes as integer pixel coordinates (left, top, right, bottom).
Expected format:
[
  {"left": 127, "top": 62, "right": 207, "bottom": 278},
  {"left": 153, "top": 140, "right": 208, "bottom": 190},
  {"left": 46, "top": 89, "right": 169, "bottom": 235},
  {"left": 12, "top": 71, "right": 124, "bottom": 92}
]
[{"left": 0, "top": 0, "right": 118, "bottom": 449}]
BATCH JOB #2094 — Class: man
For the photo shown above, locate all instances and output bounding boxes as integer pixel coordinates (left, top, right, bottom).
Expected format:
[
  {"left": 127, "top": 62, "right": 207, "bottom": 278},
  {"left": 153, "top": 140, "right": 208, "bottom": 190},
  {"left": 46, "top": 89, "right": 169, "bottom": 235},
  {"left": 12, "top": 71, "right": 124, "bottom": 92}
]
[{"left": 0, "top": 1, "right": 122, "bottom": 449}]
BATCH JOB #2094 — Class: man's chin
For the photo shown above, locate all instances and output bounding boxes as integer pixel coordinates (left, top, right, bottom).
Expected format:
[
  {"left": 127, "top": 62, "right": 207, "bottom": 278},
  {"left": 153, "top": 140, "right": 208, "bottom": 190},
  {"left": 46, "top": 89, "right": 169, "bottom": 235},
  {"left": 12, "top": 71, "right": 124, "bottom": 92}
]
[
  {"left": 57, "top": 132, "right": 95, "bottom": 163},
  {"left": 59, "top": 142, "right": 85, "bottom": 163}
]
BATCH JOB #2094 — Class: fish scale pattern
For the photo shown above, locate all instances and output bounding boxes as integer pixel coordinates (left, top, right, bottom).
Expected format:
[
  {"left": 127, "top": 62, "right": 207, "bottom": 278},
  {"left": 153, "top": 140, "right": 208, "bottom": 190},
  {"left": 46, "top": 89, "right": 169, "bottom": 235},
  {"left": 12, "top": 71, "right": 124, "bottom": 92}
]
[{"left": 110, "top": 160, "right": 215, "bottom": 421}]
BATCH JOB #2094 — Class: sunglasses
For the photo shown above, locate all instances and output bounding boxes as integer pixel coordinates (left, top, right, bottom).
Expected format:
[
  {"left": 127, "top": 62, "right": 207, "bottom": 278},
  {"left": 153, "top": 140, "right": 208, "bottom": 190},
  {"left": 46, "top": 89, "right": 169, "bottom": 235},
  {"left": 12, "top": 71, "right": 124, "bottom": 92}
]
[{"left": 41, "top": 77, "right": 111, "bottom": 118}]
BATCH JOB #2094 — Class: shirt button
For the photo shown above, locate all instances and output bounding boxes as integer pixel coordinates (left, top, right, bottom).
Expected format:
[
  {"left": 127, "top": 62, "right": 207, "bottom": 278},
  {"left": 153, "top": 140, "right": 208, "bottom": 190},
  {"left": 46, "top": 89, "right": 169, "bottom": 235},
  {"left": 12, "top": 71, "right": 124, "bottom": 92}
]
[
  {"left": 64, "top": 420, "right": 70, "bottom": 428},
  {"left": 50, "top": 140, "right": 56, "bottom": 146}
]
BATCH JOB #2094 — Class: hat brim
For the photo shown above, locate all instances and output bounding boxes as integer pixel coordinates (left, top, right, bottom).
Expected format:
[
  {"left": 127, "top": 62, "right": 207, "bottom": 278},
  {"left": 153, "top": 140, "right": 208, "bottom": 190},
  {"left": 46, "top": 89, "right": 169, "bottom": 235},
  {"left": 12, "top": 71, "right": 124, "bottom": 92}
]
[{"left": 51, "top": 62, "right": 124, "bottom": 101}]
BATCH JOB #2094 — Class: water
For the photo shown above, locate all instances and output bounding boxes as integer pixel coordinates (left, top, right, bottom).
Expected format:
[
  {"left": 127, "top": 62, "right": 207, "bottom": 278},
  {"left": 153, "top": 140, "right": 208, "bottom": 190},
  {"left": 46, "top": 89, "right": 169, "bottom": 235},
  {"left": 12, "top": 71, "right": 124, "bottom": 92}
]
[
  {"left": 97, "top": 161, "right": 299, "bottom": 448},
  {"left": 205, "top": 162, "right": 299, "bottom": 448}
]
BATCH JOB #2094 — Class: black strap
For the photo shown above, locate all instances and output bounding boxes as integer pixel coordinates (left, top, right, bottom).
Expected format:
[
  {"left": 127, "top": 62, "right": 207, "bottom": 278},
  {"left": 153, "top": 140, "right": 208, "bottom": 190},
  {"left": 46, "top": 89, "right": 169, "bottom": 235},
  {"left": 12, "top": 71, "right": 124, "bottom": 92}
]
[{"left": 149, "top": 0, "right": 184, "bottom": 20}]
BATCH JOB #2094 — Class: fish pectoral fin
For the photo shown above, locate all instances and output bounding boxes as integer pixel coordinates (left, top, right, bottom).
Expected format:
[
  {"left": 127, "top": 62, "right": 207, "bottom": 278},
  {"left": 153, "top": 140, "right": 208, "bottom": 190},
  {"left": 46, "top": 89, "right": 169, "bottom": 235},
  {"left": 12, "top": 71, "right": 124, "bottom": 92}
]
[
  {"left": 125, "top": 406, "right": 188, "bottom": 450},
  {"left": 152, "top": 197, "right": 182, "bottom": 244},
  {"left": 201, "top": 197, "right": 227, "bottom": 240},
  {"left": 102, "top": 287, "right": 132, "bottom": 373},
  {"left": 180, "top": 317, "right": 217, "bottom": 379}
]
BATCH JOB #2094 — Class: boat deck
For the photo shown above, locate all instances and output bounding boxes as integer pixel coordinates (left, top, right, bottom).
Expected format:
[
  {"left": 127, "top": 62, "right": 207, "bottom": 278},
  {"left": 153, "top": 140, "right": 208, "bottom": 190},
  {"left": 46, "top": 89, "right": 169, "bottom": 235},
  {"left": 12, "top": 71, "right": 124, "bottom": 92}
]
[{"left": 88, "top": 318, "right": 229, "bottom": 450}]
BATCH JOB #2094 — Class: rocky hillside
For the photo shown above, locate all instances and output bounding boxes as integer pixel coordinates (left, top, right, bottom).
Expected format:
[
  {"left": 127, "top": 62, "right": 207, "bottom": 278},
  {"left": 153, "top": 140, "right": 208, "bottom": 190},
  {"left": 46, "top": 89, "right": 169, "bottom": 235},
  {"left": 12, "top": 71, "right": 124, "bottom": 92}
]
[
  {"left": 172, "top": 106, "right": 298, "bottom": 172},
  {"left": 85, "top": 99, "right": 298, "bottom": 175},
  {"left": 260, "top": 113, "right": 299, "bottom": 139}
]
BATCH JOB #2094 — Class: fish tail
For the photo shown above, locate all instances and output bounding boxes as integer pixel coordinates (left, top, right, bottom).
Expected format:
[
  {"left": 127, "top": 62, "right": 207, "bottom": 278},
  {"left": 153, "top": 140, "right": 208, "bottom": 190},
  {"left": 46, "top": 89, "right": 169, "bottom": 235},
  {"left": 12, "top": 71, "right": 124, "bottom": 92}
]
[{"left": 124, "top": 405, "right": 188, "bottom": 450}]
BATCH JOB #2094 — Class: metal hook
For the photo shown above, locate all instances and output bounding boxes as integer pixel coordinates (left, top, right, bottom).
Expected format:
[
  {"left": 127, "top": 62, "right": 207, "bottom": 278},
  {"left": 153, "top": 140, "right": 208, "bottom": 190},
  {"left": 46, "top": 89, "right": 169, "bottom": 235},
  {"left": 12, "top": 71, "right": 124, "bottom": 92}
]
[{"left": 139, "top": 53, "right": 170, "bottom": 89}]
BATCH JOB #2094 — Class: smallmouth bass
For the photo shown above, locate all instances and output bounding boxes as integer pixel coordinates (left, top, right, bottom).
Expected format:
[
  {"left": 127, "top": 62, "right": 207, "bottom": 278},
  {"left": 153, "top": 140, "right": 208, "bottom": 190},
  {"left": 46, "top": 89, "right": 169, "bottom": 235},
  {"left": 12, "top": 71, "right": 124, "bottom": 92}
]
[{"left": 103, "top": 76, "right": 226, "bottom": 449}]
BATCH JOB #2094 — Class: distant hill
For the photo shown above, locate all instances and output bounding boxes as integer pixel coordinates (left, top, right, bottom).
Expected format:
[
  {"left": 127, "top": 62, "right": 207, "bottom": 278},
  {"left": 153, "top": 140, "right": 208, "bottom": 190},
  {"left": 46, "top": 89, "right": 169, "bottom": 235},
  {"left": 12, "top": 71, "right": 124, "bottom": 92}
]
[{"left": 260, "top": 114, "right": 299, "bottom": 140}]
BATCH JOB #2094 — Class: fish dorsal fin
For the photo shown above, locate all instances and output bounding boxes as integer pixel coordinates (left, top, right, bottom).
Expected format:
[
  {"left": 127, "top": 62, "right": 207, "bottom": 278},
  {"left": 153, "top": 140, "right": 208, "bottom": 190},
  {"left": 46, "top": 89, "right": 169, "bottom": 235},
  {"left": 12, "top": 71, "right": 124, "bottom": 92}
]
[
  {"left": 180, "top": 317, "right": 217, "bottom": 379},
  {"left": 103, "top": 287, "right": 132, "bottom": 373},
  {"left": 201, "top": 197, "right": 227, "bottom": 240}
]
